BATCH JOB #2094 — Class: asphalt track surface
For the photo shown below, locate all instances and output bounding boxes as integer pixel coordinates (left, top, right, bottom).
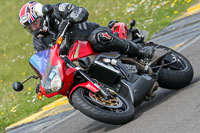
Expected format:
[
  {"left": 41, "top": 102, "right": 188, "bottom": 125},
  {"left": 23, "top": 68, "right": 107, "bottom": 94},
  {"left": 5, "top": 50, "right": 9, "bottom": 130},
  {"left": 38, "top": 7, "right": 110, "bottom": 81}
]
[{"left": 7, "top": 10, "right": 200, "bottom": 133}]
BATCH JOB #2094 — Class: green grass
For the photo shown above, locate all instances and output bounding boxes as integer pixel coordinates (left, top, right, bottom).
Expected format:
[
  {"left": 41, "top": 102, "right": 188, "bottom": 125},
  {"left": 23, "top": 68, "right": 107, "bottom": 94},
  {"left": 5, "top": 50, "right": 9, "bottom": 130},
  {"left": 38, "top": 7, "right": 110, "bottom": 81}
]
[{"left": 0, "top": 0, "right": 197, "bottom": 132}]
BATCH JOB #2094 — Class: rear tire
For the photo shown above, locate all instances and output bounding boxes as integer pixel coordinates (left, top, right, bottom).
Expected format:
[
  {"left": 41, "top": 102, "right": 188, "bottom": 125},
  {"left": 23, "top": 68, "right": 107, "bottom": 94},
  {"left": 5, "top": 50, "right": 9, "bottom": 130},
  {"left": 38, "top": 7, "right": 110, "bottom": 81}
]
[
  {"left": 71, "top": 88, "right": 135, "bottom": 125},
  {"left": 146, "top": 43, "right": 193, "bottom": 90}
]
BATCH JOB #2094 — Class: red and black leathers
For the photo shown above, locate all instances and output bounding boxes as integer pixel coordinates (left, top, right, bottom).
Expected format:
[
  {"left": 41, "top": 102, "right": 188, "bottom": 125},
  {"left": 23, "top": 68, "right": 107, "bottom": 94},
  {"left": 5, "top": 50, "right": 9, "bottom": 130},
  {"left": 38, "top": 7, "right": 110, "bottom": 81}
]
[
  {"left": 33, "top": 3, "right": 154, "bottom": 59},
  {"left": 33, "top": 3, "right": 97, "bottom": 53}
]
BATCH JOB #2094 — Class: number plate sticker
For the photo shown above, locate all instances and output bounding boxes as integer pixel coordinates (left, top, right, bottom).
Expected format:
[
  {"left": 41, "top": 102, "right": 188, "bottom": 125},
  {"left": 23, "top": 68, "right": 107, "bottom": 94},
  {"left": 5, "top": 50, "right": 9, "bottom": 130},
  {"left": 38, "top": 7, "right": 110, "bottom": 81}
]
[{"left": 48, "top": 70, "right": 56, "bottom": 80}]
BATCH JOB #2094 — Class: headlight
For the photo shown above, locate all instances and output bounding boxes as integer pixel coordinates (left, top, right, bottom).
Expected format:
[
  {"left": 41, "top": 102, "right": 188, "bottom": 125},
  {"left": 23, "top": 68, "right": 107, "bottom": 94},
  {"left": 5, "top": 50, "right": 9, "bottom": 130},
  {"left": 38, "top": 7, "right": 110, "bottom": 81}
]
[
  {"left": 51, "top": 75, "right": 62, "bottom": 92},
  {"left": 42, "top": 65, "right": 62, "bottom": 94}
]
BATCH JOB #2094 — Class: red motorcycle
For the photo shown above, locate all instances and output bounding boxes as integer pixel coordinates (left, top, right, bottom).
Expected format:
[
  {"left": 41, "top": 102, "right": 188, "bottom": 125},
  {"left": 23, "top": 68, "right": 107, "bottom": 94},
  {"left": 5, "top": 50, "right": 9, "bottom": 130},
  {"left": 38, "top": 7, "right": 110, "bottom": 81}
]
[{"left": 13, "top": 6, "right": 193, "bottom": 125}]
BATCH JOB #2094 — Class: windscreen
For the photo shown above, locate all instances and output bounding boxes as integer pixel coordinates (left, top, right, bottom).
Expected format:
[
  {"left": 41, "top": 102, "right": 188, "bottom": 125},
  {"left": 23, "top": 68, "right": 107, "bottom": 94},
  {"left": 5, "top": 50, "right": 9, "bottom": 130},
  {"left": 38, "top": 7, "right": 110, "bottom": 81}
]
[{"left": 29, "top": 50, "right": 51, "bottom": 77}]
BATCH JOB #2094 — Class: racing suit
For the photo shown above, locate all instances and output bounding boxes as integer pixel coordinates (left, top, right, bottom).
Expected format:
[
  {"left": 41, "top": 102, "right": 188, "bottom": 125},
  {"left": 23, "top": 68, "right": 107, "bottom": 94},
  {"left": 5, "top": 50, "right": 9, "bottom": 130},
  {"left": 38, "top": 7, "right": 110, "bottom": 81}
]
[{"left": 33, "top": 3, "right": 154, "bottom": 59}]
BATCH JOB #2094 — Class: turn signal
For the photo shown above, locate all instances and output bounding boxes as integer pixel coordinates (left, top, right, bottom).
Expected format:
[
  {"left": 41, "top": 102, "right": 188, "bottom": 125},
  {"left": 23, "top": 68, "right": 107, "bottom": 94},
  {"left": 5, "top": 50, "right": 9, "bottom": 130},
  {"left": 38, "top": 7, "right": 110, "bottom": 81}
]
[
  {"left": 37, "top": 92, "right": 43, "bottom": 100},
  {"left": 56, "top": 37, "right": 63, "bottom": 45}
]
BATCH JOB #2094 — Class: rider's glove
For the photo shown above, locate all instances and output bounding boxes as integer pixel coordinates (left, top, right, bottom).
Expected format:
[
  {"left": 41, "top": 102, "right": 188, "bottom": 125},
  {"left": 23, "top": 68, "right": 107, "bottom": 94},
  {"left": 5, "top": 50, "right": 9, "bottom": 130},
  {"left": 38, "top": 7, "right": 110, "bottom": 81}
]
[{"left": 58, "top": 19, "right": 69, "bottom": 33}]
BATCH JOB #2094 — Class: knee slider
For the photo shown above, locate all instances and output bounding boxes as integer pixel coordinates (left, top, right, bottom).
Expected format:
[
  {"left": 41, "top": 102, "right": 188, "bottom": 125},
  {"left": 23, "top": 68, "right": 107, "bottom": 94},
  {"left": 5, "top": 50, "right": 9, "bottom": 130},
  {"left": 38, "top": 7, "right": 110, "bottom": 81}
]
[{"left": 96, "top": 31, "right": 113, "bottom": 44}]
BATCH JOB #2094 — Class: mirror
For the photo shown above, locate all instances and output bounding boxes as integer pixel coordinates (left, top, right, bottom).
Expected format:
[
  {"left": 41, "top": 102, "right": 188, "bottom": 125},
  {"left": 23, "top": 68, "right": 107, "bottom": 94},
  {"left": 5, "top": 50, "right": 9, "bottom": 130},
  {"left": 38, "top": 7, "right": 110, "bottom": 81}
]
[
  {"left": 42, "top": 4, "right": 54, "bottom": 16},
  {"left": 12, "top": 82, "right": 24, "bottom": 92},
  {"left": 130, "top": 20, "right": 136, "bottom": 28}
]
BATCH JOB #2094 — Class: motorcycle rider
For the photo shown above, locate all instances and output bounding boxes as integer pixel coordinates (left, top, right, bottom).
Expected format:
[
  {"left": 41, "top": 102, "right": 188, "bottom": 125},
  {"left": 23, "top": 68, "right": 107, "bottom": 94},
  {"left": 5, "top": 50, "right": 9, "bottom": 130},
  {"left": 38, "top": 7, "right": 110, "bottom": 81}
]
[{"left": 18, "top": 1, "right": 154, "bottom": 59}]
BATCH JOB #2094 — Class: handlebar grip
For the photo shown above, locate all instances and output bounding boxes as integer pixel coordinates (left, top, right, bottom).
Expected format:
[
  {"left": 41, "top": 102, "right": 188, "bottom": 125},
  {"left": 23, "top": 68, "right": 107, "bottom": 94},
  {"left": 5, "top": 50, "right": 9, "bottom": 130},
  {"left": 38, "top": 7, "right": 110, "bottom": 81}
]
[{"left": 58, "top": 19, "right": 69, "bottom": 33}]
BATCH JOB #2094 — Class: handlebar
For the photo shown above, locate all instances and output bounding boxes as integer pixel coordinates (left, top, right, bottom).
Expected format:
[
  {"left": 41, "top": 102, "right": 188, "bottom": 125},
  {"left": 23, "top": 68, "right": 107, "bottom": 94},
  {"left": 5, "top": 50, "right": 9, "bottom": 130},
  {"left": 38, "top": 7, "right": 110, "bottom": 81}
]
[
  {"left": 56, "top": 21, "right": 71, "bottom": 45},
  {"left": 59, "top": 21, "right": 71, "bottom": 38}
]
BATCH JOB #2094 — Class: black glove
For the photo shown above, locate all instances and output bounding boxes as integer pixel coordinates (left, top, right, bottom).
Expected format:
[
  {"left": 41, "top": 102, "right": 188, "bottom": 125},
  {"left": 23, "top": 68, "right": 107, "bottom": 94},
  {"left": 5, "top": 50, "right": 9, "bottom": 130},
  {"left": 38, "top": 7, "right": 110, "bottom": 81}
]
[
  {"left": 58, "top": 19, "right": 69, "bottom": 33},
  {"left": 68, "top": 16, "right": 75, "bottom": 24},
  {"left": 58, "top": 16, "right": 76, "bottom": 33}
]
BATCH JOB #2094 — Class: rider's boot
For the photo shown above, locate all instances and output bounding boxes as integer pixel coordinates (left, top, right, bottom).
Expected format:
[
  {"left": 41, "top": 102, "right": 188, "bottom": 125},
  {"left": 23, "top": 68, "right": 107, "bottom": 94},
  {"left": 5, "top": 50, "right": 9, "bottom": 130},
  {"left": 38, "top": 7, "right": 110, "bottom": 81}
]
[
  {"left": 126, "top": 41, "right": 155, "bottom": 59},
  {"left": 110, "top": 35, "right": 155, "bottom": 59}
]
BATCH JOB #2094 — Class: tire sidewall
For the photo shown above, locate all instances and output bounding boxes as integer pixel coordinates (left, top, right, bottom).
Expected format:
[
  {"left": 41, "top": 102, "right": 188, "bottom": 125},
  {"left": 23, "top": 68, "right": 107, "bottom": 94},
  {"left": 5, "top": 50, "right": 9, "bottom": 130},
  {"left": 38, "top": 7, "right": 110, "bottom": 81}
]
[
  {"left": 71, "top": 87, "right": 135, "bottom": 125},
  {"left": 146, "top": 43, "right": 194, "bottom": 89}
]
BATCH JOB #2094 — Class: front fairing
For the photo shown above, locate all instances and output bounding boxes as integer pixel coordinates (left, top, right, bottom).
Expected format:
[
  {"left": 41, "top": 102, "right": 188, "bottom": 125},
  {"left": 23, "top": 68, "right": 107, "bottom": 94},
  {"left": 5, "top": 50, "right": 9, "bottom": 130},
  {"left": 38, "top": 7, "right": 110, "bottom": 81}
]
[{"left": 29, "top": 45, "right": 76, "bottom": 97}]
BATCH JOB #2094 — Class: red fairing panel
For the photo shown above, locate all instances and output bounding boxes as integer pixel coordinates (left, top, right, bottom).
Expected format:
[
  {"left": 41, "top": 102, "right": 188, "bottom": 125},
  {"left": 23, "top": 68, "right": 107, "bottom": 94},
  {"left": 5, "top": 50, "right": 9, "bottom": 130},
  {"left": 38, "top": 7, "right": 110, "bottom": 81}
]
[
  {"left": 40, "top": 44, "right": 76, "bottom": 98},
  {"left": 68, "top": 81, "right": 100, "bottom": 99},
  {"left": 67, "top": 41, "right": 95, "bottom": 61},
  {"left": 111, "top": 22, "right": 127, "bottom": 39}
]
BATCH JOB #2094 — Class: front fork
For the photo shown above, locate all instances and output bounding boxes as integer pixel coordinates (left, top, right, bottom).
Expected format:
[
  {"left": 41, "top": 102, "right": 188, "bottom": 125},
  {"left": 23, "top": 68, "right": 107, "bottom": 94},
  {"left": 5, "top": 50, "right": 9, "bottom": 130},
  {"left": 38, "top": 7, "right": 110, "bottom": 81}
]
[{"left": 61, "top": 56, "right": 111, "bottom": 99}]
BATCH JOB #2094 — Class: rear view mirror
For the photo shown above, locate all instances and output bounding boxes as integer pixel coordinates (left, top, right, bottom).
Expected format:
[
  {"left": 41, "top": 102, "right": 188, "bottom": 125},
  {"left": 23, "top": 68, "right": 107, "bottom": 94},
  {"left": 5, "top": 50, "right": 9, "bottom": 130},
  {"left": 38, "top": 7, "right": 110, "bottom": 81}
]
[
  {"left": 130, "top": 20, "right": 136, "bottom": 28},
  {"left": 12, "top": 82, "right": 24, "bottom": 92}
]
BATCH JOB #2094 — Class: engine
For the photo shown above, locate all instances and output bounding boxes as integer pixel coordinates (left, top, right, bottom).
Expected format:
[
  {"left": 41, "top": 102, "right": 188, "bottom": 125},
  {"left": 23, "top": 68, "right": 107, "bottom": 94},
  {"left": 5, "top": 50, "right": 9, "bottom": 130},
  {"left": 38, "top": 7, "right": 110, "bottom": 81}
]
[{"left": 88, "top": 53, "right": 121, "bottom": 86}]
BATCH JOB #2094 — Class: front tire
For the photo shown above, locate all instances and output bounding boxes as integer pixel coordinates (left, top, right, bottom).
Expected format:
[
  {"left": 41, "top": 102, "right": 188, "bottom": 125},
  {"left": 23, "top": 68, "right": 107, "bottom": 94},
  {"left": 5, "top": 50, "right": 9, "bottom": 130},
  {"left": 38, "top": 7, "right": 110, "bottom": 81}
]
[{"left": 71, "top": 87, "right": 135, "bottom": 125}]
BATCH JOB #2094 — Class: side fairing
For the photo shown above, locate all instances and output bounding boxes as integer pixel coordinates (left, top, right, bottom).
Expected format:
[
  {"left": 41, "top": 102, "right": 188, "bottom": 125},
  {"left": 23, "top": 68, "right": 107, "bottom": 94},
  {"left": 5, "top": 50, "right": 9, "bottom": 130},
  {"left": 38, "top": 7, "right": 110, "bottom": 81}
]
[{"left": 67, "top": 41, "right": 95, "bottom": 61}]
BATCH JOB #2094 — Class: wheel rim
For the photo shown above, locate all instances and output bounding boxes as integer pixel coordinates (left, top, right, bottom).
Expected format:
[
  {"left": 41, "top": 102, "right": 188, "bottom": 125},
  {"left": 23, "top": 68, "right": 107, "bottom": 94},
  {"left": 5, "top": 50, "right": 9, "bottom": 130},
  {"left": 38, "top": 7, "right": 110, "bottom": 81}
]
[
  {"left": 88, "top": 92, "right": 123, "bottom": 108},
  {"left": 82, "top": 90, "right": 129, "bottom": 113},
  {"left": 152, "top": 49, "right": 188, "bottom": 72},
  {"left": 164, "top": 53, "right": 188, "bottom": 71}
]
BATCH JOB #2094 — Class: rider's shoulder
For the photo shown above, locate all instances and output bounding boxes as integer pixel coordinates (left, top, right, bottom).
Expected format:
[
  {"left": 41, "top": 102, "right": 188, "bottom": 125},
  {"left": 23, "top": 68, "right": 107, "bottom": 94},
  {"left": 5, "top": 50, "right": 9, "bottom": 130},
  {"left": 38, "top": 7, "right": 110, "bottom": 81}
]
[{"left": 53, "top": 3, "right": 76, "bottom": 12}]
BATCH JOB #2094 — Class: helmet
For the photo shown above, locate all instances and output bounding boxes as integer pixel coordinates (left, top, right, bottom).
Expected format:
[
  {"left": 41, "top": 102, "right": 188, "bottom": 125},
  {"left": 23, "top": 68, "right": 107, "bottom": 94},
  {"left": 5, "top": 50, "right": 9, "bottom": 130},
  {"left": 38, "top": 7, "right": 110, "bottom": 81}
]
[{"left": 19, "top": 1, "right": 45, "bottom": 36}]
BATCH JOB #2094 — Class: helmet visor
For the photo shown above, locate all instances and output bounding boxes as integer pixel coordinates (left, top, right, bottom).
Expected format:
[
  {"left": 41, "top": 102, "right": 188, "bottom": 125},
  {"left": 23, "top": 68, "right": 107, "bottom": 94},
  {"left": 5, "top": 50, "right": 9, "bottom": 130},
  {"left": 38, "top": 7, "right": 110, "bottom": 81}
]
[{"left": 26, "top": 18, "right": 44, "bottom": 35}]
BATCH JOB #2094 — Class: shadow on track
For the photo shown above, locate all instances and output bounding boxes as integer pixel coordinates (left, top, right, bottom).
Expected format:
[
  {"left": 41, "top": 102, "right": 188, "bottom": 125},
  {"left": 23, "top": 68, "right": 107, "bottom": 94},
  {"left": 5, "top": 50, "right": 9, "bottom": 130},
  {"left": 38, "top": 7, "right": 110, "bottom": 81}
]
[
  {"left": 135, "top": 77, "right": 200, "bottom": 120},
  {"left": 80, "top": 121, "right": 121, "bottom": 133}
]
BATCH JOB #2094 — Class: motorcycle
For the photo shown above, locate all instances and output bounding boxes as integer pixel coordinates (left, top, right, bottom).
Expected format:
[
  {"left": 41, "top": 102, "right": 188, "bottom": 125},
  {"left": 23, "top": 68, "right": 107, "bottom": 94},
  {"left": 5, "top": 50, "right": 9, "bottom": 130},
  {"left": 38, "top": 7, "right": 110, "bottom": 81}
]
[{"left": 12, "top": 5, "right": 193, "bottom": 125}]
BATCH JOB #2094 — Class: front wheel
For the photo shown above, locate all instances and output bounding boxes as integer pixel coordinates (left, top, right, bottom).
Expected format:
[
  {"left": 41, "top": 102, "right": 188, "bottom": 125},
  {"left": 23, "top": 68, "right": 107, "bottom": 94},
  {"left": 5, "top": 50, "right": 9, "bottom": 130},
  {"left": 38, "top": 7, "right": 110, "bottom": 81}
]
[{"left": 71, "top": 87, "right": 135, "bottom": 125}]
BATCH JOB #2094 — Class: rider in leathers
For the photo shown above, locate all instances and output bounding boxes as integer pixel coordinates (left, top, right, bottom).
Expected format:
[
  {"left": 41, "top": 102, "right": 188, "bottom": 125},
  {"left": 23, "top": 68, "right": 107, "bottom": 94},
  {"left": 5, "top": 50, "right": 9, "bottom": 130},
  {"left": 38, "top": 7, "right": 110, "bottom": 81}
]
[{"left": 19, "top": 1, "right": 154, "bottom": 59}]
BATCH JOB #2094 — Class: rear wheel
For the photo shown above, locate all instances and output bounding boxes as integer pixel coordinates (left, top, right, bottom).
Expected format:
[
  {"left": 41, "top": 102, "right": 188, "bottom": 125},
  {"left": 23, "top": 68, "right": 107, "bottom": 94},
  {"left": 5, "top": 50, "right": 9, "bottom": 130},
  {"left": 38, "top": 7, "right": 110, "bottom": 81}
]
[
  {"left": 71, "top": 87, "right": 135, "bottom": 125},
  {"left": 146, "top": 43, "right": 193, "bottom": 89}
]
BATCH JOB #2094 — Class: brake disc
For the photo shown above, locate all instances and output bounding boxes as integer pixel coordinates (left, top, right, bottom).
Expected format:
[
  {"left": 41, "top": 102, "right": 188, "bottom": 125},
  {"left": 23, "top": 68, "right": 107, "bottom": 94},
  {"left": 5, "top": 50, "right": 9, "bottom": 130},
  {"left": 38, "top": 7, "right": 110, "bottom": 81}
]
[{"left": 88, "top": 92, "right": 123, "bottom": 109}]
